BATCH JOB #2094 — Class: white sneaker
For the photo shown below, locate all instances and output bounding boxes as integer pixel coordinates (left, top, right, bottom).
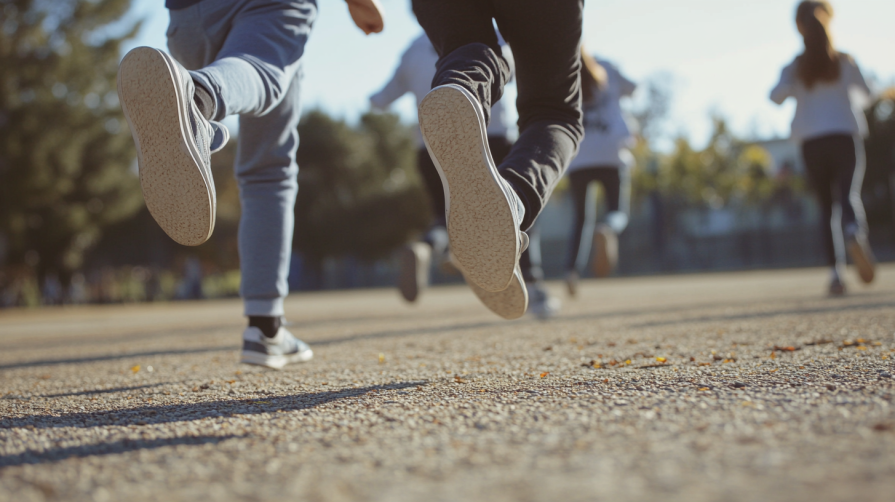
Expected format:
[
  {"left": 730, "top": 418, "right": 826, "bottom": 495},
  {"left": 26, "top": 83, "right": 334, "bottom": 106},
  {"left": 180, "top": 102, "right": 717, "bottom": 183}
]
[
  {"left": 118, "top": 47, "right": 228, "bottom": 246},
  {"left": 397, "top": 242, "right": 431, "bottom": 303},
  {"left": 240, "top": 326, "right": 313, "bottom": 370},
  {"left": 419, "top": 84, "right": 526, "bottom": 293},
  {"left": 527, "top": 283, "right": 561, "bottom": 320}
]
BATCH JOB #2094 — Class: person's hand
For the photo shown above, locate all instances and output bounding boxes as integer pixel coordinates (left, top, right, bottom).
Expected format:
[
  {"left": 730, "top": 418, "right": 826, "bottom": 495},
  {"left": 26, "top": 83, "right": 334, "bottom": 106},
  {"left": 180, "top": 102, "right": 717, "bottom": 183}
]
[{"left": 346, "top": 0, "right": 384, "bottom": 35}]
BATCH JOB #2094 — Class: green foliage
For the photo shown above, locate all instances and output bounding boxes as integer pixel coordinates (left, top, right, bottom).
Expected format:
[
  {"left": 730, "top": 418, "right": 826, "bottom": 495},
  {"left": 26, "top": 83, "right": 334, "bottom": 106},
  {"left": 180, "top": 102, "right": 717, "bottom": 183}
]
[
  {"left": 0, "top": 0, "right": 141, "bottom": 278},
  {"left": 632, "top": 117, "right": 774, "bottom": 208},
  {"left": 293, "top": 110, "right": 430, "bottom": 263},
  {"left": 863, "top": 88, "right": 895, "bottom": 225}
]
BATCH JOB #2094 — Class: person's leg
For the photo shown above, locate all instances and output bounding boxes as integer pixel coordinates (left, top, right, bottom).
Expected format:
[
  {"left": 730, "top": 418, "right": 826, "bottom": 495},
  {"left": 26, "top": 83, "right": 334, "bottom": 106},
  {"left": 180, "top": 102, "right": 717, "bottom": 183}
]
[
  {"left": 591, "top": 168, "right": 621, "bottom": 278},
  {"left": 565, "top": 169, "right": 595, "bottom": 273},
  {"left": 417, "top": 147, "right": 447, "bottom": 231},
  {"left": 802, "top": 137, "right": 840, "bottom": 291},
  {"left": 185, "top": 0, "right": 317, "bottom": 121},
  {"left": 834, "top": 135, "right": 876, "bottom": 283},
  {"left": 492, "top": 0, "right": 584, "bottom": 230},
  {"left": 236, "top": 73, "right": 301, "bottom": 318},
  {"left": 412, "top": 0, "right": 508, "bottom": 126}
]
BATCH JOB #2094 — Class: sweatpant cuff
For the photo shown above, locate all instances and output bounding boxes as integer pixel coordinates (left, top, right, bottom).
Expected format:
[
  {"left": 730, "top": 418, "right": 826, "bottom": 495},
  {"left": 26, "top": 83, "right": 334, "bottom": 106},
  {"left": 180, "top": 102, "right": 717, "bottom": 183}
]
[{"left": 244, "top": 298, "right": 285, "bottom": 317}]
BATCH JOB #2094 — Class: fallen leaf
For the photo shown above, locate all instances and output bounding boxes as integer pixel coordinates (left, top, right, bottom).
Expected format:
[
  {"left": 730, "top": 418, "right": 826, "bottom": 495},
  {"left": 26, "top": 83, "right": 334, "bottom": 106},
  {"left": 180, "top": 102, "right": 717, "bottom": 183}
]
[
  {"left": 227, "top": 380, "right": 236, "bottom": 385},
  {"left": 690, "top": 357, "right": 695, "bottom": 362},
  {"left": 698, "top": 387, "right": 710, "bottom": 391},
  {"left": 769, "top": 369, "right": 778, "bottom": 373},
  {"left": 723, "top": 358, "right": 736, "bottom": 363},
  {"left": 608, "top": 360, "right": 619, "bottom": 367},
  {"left": 856, "top": 346, "right": 868, "bottom": 351},
  {"left": 540, "top": 372, "right": 549, "bottom": 378},
  {"left": 698, "top": 362, "right": 712, "bottom": 367},
  {"left": 624, "top": 359, "right": 632, "bottom": 365},
  {"left": 773, "top": 346, "right": 798, "bottom": 352},
  {"left": 543, "top": 346, "right": 553, "bottom": 351},
  {"left": 454, "top": 376, "right": 467, "bottom": 384},
  {"left": 378, "top": 353, "right": 386, "bottom": 364},
  {"left": 656, "top": 357, "right": 667, "bottom": 363},
  {"left": 769, "top": 352, "right": 776, "bottom": 360},
  {"left": 131, "top": 365, "right": 140, "bottom": 374}
]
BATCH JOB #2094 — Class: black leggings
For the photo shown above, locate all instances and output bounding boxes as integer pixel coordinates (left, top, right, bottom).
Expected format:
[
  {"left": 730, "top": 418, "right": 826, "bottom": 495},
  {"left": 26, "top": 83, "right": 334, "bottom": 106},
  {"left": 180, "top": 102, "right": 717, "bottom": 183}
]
[
  {"left": 565, "top": 166, "right": 621, "bottom": 271},
  {"left": 418, "top": 137, "right": 543, "bottom": 282},
  {"left": 801, "top": 134, "right": 867, "bottom": 267}
]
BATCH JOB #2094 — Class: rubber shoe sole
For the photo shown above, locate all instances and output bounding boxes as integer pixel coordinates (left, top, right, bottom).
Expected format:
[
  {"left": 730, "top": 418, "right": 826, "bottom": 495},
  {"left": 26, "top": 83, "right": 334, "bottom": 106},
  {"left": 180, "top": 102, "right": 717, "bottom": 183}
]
[
  {"left": 118, "top": 47, "right": 215, "bottom": 246},
  {"left": 240, "top": 348, "right": 314, "bottom": 370},
  {"left": 419, "top": 85, "right": 519, "bottom": 293},
  {"left": 465, "top": 267, "right": 528, "bottom": 320}
]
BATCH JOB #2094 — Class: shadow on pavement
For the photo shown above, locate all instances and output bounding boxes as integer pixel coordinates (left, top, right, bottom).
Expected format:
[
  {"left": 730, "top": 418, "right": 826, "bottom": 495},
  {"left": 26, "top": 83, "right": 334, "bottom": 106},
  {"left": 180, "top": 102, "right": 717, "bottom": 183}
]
[
  {"left": 0, "top": 381, "right": 426, "bottom": 431},
  {"left": 38, "top": 383, "right": 170, "bottom": 399},
  {"left": 0, "top": 346, "right": 238, "bottom": 371},
  {"left": 628, "top": 299, "right": 895, "bottom": 328},
  {"left": 0, "top": 435, "right": 238, "bottom": 467}
]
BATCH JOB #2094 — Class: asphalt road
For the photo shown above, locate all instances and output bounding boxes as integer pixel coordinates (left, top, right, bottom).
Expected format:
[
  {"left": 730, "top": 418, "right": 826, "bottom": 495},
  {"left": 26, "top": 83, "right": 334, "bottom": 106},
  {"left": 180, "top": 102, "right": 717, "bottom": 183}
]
[{"left": 1, "top": 266, "right": 894, "bottom": 502}]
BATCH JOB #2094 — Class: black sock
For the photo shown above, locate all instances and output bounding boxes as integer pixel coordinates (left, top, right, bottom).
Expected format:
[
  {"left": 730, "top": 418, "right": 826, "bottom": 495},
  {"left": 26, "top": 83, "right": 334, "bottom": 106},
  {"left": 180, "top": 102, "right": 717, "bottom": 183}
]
[
  {"left": 193, "top": 82, "right": 215, "bottom": 121},
  {"left": 249, "top": 316, "right": 281, "bottom": 338}
]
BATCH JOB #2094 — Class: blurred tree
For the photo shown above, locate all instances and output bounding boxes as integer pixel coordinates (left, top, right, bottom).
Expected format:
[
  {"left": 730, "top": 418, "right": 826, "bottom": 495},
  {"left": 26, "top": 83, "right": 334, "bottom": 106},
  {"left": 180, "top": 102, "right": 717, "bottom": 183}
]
[
  {"left": 656, "top": 118, "right": 773, "bottom": 208},
  {"left": 293, "top": 110, "right": 429, "bottom": 266},
  {"left": 0, "top": 0, "right": 141, "bottom": 283},
  {"left": 862, "top": 88, "right": 895, "bottom": 230}
]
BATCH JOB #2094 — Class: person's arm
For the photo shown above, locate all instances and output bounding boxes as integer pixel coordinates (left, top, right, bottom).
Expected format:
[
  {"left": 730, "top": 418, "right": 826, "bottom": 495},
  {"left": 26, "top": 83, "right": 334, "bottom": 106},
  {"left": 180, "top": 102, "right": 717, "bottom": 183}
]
[
  {"left": 345, "top": 0, "right": 384, "bottom": 35},
  {"left": 370, "top": 54, "right": 409, "bottom": 110},
  {"left": 770, "top": 62, "right": 795, "bottom": 105}
]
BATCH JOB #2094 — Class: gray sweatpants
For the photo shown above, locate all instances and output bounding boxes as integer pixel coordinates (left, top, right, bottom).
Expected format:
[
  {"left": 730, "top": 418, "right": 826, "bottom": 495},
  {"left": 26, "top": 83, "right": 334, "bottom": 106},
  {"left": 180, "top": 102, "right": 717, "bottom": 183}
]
[{"left": 166, "top": 0, "right": 317, "bottom": 317}]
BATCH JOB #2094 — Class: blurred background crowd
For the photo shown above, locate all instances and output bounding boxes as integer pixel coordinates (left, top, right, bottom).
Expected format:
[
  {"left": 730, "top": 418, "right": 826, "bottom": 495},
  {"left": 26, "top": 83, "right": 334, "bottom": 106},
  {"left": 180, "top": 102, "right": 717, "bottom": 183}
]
[{"left": 1, "top": 0, "right": 894, "bottom": 308}]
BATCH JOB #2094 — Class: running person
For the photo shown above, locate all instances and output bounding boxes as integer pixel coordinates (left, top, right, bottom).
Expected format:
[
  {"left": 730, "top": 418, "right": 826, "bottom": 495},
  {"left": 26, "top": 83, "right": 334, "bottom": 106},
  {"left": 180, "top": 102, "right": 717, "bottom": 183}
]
[
  {"left": 564, "top": 50, "right": 636, "bottom": 296},
  {"left": 411, "top": 0, "right": 584, "bottom": 319},
  {"left": 770, "top": 0, "right": 876, "bottom": 296},
  {"left": 117, "top": 0, "right": 385, "bottom": 369},
  {"left": 369, "top": 33, "right": 559, "bottom": 319}
]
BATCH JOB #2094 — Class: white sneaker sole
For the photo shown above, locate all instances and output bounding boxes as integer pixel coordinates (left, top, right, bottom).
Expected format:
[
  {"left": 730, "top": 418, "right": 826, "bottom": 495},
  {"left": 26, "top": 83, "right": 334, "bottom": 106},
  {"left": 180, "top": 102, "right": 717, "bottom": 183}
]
[
  {"left": 118, "top": 47, "right": 215, "bottom": 246},
  {"left": 419, "top": 85, "right": 519, "bottom": 293},
  {"left": 465, "top": 267, "right": 528, "bottom": 320},
  {"left": 240, "top": 348, "right": 314, "bottom": 370}
]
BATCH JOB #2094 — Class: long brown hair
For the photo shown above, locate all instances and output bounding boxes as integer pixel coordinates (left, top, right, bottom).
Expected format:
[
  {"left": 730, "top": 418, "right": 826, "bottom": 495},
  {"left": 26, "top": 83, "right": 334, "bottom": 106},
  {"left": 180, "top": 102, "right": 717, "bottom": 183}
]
[
  {"left": 580, "top": 46, "right": 608, "bottom": 104},
  {"left": 795, "top": 1, "right": 840, "bottom": 88}
]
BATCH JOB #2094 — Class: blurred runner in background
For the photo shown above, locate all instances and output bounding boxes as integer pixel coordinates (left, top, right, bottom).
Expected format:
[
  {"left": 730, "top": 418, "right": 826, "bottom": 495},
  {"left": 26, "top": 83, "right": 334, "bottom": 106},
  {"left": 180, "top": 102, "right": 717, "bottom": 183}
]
[
  {"left": 563, "top": 49, "right": 636, "bottom": 297},
  {"left": 770, "top": 0, "right": 876, "bottom": 296}
]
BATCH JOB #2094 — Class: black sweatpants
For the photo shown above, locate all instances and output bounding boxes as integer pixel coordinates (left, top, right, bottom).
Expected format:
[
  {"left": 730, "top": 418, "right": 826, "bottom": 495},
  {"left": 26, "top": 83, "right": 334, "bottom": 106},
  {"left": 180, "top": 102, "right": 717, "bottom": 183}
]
[
  {"left": 411, "top": 0, "right": 584, "bottom": 231},
  {"left": 801, "top": 134, "right": 867, "bottom": 267},
  {"left": 419, "top": 136, "right": 543, "bottom": 282},
  {"left": 566, "top": 167, "right": 621, "bottom": 272}
]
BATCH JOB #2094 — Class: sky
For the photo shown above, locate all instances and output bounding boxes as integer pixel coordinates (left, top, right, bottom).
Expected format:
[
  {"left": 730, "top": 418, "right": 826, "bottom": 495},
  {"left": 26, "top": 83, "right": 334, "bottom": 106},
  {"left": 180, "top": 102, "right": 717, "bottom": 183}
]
[{"left": 124, "top": 0, "right": 895, "bottom": 150}]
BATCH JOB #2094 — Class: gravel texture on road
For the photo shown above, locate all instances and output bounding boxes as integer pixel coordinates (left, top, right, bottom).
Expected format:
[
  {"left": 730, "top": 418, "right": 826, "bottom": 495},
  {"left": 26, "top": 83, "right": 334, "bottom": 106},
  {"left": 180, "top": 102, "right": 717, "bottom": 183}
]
[{"left": 1, "top": 267, "right": 894, "bottom": 502}]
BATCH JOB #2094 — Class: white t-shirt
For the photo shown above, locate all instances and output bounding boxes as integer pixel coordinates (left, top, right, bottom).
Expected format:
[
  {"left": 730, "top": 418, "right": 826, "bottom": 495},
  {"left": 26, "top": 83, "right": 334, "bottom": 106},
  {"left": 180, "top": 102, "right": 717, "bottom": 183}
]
[
  {"left": 770, "top": 54, "right": 871, "bottom": 143},
  {"left": 567, "top": 58, "right": 637, "bottom": 172},
  {"left": 370, "top": 34, "right": 512, "bottom": 147}
]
